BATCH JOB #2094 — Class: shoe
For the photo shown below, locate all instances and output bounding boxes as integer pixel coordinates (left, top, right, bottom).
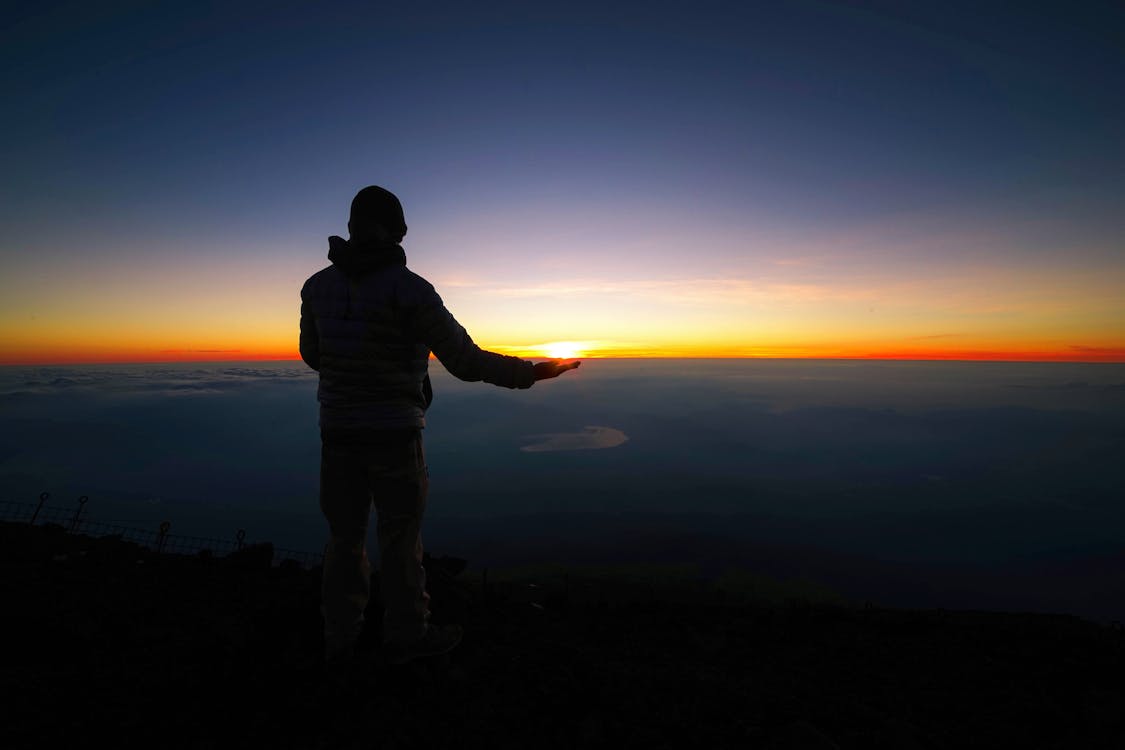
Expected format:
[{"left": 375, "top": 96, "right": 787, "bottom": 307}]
[{"left": 384, "top": 624, "right": 463, "bottom": 665}]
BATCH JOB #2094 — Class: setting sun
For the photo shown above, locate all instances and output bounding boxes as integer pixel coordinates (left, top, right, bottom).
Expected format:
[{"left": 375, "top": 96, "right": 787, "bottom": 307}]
[{"left": 541, "top": 341, "right": 584, "bottom": 360}]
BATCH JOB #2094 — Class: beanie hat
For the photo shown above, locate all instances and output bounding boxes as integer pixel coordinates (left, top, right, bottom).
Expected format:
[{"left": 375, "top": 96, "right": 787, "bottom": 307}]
[{"left": 349, "top": 185, "right": 407, "bottom": 242}]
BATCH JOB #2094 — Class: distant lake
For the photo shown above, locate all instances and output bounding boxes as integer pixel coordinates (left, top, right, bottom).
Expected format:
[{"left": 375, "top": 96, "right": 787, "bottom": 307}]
[{"left": 2, "top": 359, "right": 1123, "bottom": 620}]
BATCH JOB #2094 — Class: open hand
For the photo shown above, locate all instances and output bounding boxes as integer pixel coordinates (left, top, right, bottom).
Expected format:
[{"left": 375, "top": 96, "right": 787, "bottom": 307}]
[{"left": 533, "top": 360, "right": 581, "bottom": 382}]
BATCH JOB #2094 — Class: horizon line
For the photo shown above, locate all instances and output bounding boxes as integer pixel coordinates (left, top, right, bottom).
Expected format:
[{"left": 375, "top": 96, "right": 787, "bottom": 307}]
[{"left": 3, "top": 353, "right": 1125, "bottom": 367}]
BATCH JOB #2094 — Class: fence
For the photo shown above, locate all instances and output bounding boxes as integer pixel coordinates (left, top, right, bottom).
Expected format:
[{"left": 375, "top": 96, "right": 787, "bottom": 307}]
[{"left": 1, "top": 494, "right": 324, "bottom": 568}]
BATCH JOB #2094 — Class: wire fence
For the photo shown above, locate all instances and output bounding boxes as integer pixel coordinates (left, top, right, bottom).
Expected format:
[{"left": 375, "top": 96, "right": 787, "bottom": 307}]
[{"left": 1, "top": 494, "right": 324, "bottom": 569}]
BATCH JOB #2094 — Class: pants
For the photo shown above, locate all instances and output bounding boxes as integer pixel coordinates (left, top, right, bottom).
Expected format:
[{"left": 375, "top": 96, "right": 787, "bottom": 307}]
[{"left": 319, "top": 432, "right": 430, "bottom": 656}]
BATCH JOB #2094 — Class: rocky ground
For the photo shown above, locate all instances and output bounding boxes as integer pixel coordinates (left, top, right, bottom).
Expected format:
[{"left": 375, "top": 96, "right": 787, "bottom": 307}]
[{"left": 3, "top": 521, "right": 1124, "bottom": 749}]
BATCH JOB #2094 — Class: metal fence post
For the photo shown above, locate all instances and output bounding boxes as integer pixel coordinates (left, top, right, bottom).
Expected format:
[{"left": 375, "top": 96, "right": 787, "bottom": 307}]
[
  {"left": 156, "top": 521, "right": 171, "bottom": 553},
  {"left": 29, "top": 492, "right": 49, "bottom": 525},
  {"left": 69, "top": 496, "right": 88, "bottom": 532}
]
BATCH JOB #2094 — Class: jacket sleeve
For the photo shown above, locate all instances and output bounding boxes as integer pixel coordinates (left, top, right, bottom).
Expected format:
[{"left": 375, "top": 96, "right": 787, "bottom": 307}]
[
  {"left": 299, "top": 282, "right": 321, "bottom": 372},
  {"left": 412, "top": 282, "right": 534, "bottom": 389}
]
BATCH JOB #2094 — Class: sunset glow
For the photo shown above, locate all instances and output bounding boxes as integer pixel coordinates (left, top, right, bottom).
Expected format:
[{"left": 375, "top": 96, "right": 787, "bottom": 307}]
[
  {"left": 540, "top": 342, "right": 584, "bottom": 360},
  {"left": 2, "top": 4, "right": 1123, "bottom": 366}
]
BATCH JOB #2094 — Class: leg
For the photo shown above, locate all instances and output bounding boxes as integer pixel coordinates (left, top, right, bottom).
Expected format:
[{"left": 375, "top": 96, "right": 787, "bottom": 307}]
[
  {"left": 370, "top": 434, "right": 430, "bottom": 646},
  {"left": 319, "top": 442, "right": 375, "bottom": 660}
]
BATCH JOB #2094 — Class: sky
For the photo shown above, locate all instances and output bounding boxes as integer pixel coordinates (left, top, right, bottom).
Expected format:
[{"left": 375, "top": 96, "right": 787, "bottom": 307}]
[{"left": 2, "top": 1, "right": 1123, "bottom": 364}]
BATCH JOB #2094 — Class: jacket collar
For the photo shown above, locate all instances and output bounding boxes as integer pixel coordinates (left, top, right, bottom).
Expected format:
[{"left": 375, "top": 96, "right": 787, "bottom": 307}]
[{"left": 327, "top": 235, "right": 407, "bottom": 276}]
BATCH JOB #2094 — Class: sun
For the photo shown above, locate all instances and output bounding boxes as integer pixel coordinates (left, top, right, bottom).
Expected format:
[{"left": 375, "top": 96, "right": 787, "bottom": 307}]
[{"left": 542, "top": 341, "right": 584, "bottom": 360}]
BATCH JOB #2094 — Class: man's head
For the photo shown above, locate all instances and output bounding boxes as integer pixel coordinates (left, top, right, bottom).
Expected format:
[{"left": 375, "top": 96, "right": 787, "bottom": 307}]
[{"left": 348, "top": 186, "right": 407, "bottom": 244}]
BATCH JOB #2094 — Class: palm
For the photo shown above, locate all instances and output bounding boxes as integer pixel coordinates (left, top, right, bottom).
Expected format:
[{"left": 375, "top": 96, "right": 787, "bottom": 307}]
[{"left": 533, "top": 360, "right": 581, "bottom": 381}]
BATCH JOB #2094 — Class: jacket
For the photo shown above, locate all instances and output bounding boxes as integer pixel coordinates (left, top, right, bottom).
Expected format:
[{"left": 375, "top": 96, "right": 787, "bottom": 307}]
[{"left": 300, "top": 236, "right": 535, "bottom": 439}]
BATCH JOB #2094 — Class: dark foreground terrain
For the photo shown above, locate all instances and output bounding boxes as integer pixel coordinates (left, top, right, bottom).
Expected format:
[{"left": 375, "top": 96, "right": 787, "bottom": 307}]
[{"left": 3, "top": 522, "right": 1124, "bottom": 749}]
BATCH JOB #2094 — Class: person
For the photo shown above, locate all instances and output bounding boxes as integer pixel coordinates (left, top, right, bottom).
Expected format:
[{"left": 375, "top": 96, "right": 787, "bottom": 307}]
[{"left": 299, "top": 185, "right": 579, "bottom": 667}]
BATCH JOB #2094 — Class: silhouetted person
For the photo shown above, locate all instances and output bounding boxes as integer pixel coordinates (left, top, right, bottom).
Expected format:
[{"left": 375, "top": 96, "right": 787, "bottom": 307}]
[{"left": 300, "top": 186, "right": 579, "bottom": 667}]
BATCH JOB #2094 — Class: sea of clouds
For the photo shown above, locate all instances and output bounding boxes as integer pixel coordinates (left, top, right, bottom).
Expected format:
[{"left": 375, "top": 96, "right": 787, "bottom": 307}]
[{"left": 2, "top": 359, "right": 1123, "bottom": 620}]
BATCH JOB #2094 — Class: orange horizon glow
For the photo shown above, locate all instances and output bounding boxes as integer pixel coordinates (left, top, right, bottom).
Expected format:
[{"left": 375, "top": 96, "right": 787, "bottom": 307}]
[
  {"left": 4, "top": 340, "right": 1124, "bottom": 366},
  {"left": 6, "top": 217, "right": 1123, "bottom": 369}
]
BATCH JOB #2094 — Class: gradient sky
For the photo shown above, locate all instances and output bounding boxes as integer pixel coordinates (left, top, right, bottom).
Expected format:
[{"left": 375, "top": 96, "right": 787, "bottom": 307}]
[{"left": 2, "top": 1, "right": 1123, "bottom": 363}]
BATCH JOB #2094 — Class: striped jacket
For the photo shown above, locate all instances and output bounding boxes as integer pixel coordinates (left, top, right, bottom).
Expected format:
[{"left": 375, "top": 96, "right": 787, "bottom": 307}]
[{"left": 300, "top": 236, "right": 535, "bottom": 439}]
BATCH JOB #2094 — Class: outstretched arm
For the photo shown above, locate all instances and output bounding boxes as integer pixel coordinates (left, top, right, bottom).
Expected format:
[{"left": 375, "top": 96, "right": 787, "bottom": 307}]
[
  {"left": 414, "top": 290, "right": 532, "bottom": 387},
  {"left": 413, "top": 284, "right": 578, "bottom": 387}
]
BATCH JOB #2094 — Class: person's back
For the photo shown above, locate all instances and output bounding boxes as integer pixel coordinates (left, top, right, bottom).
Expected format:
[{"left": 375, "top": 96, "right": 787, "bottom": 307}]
[
  {"left": 300, "top": 186, "right": 579, "bottom": 669},
  {"left": 302, "top": 238, "right": 432, "bottom": 434}
]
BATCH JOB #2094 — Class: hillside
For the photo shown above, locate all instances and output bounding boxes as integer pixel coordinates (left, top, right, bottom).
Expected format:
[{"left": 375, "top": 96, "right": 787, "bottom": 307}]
[{"left": 3, "top": 521, "right": 1123, "bottom": 749}]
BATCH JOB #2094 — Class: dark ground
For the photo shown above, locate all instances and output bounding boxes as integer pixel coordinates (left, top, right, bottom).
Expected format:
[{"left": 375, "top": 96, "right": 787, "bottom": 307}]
[{"left": 3, "top": 521, "right": 1124, "bottom": 749}]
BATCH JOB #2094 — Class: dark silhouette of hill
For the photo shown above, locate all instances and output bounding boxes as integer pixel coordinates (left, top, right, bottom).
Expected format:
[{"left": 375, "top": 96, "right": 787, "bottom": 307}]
[{"left": 4, "top": 521, "right": 1124, "bottom": 749}]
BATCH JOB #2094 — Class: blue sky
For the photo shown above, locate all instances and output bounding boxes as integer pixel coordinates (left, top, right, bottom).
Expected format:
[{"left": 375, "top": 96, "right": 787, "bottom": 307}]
[{"left": 2, "top": 1, "right": 1124, "bottom": 362}]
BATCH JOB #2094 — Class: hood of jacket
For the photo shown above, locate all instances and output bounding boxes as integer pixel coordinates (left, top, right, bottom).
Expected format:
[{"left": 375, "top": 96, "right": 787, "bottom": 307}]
[{"left": 327, "top": 235, "right": 407, "bottom": 276}]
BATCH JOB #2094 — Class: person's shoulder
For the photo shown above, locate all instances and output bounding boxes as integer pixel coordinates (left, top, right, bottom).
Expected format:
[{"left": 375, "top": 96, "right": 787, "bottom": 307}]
[
  {"left": 304, "top": 265, "right": 336, "bottom": 282},
  {"left": 301, "top": 265, "right": 339, "bottom": 292},
  {"left": 395, "top": 266, "right": 441, "bottom": 302}
]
